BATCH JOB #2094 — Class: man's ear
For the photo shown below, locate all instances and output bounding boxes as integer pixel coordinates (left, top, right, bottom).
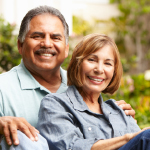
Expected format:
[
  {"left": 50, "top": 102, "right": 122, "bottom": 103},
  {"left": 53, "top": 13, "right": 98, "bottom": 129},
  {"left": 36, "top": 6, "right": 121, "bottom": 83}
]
[
  {"left": 65, "top": 44, "right": 69, "bottom": 58},
  {"left": 17, "top": 40, "right": 23, "bottom": 55}
]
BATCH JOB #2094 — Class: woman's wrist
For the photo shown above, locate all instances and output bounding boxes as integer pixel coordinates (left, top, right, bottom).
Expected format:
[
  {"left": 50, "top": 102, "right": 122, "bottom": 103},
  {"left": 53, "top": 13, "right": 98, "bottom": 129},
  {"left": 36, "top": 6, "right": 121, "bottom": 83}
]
[{"left": 124, "top": 133, "right": 134, "bottom": 142}]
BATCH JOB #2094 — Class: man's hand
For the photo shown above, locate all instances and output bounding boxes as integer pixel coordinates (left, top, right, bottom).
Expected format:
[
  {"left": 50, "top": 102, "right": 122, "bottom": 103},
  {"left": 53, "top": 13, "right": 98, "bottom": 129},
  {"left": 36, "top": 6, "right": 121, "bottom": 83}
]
[
  {"left": 115, "top": 100, "right": 135, "bottom": 118},
  {"left": 0, "top": 116, "right": 39, "bottom": 145}
]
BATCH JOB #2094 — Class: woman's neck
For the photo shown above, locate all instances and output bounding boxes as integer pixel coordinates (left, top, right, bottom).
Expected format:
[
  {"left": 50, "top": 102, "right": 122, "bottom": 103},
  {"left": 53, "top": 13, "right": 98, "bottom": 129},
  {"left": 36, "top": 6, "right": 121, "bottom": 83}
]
[{"left": 78, "top": 88, "right": 103, "bottom": 114}]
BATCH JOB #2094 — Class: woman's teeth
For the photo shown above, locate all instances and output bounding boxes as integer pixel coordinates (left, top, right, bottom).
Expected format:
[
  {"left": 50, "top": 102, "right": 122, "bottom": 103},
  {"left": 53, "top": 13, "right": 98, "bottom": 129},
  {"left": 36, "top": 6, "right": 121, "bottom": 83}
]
[{"left": 88, "top": 76, "right": 103, "bottom": 82}]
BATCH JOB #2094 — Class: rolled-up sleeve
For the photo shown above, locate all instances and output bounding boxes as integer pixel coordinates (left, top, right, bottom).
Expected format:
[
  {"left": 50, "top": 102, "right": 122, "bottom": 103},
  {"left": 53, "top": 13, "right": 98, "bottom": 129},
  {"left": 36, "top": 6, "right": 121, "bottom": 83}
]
[
  {"left": 128, "top": 115, "right": 141, "bottom": 132},
  {"left": 37, "top": 95, "right": 98, "bottom": 150}
]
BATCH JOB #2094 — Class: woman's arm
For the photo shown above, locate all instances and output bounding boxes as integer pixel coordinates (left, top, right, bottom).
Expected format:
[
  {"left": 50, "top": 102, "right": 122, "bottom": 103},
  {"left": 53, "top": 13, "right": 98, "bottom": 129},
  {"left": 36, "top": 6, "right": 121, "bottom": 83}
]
[{"left": 91, "top": 127, "right": 150, "bottom": 150}]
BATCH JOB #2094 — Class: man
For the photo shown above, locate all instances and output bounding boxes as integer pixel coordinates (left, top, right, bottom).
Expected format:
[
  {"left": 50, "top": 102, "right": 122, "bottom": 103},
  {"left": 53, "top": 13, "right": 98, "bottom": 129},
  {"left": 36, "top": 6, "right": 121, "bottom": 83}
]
[{"left": 0, "top": 5, "right": 135, "bottom": 148}]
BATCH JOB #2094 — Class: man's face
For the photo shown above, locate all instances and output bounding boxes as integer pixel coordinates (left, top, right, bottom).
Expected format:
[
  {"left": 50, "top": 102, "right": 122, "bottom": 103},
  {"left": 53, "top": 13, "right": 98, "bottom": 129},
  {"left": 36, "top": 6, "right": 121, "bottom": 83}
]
[{"left": 18, "top": 14, "right": 69, "bottom": 74}]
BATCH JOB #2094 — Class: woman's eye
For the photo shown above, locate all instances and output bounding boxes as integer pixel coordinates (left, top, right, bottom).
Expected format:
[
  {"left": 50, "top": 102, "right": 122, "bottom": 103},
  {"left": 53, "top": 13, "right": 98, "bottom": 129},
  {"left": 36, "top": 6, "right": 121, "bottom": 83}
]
[
  {"left": 106, "top": 63, "right": 112, "bottom": 66},
  {"left": 88, "top": 58, "right": 95, "bottom": 62}
]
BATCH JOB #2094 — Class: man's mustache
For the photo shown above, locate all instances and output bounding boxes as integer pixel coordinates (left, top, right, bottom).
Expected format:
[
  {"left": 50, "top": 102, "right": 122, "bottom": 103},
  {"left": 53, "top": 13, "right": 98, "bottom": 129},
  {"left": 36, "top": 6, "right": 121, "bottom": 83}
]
[{"left": 35, "top": 49, "right": 57, "bottom": 55}]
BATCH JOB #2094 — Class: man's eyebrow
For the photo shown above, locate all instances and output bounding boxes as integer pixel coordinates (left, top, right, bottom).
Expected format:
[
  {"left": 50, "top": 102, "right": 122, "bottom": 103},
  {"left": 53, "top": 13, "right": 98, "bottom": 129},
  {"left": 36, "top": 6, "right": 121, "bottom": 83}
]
[
  {"left": 51, "top": 33, "right": 63, "bottom": 37},
  {"left": 30, "top": 32, "right": 44, "bottom": 36}
]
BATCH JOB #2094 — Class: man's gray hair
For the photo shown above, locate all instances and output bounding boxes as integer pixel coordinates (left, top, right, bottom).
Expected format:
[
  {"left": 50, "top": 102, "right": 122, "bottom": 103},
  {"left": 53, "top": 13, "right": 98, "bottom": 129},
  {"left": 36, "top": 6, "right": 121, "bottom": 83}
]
[{"left": 18, "top": 5, "right": 69, "bottom": 44}]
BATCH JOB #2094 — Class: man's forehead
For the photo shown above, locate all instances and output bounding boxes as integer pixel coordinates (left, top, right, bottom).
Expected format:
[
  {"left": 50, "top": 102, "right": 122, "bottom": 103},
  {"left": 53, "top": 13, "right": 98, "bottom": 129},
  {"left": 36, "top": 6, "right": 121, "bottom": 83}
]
[
  {"left": 28, "top": 14, "right": 65, "bottom": 34},
  {"left": 30, "top": 13, "right": 62, "bottom": 26}
]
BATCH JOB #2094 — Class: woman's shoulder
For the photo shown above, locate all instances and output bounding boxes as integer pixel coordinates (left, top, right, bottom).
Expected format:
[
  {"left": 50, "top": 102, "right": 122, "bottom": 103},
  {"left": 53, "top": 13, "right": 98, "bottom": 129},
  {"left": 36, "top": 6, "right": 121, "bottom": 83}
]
[
  {"left": 103, "top": 99, "right": 123, "bottom": 114},
  {"left": 41, "top": 86, "right": 76, "bottom": 106}
]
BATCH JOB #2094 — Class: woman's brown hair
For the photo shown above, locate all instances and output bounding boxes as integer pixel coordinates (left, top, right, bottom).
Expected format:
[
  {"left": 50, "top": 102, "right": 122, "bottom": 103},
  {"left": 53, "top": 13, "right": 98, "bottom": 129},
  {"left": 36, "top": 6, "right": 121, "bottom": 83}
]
[{"left": 67, "top": 33, "right": 123, "bottom": 94}]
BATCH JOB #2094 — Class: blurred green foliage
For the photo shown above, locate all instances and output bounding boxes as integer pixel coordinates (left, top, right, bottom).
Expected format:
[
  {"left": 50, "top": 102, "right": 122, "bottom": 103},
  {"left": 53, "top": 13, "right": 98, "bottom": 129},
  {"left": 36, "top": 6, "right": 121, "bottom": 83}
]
[
  {"left": 110, "top": 0, "right": 150, "bottom": 73},
  {"left": 0, "top": 16, "right": 21, "bottom": 72},
  {"left": 102, "top": 73, "right": 150, "bottom": 128},
  {"left": 72, "top": 16, "right": 93, "bottom": 36}
]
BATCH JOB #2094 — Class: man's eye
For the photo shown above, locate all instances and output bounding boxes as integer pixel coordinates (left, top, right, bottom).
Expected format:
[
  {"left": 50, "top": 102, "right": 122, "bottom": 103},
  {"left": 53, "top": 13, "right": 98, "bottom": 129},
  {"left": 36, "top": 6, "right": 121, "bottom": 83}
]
[
  {"left": 32, "top": 35, "right": 43, "bottom": 39},
  {"left": 54, "top": 37, "right": 60, "bottom": 40},
  {"left": 33, "top": 35, "right": 40, "bottom": 38}
]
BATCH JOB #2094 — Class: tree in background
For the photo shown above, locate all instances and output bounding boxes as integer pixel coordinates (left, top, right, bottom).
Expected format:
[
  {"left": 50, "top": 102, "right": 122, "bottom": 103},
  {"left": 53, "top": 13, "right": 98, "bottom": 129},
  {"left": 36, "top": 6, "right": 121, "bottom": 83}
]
[
  {"left": 110, "top": 0, "right": 150, "bottom": 73},
  {"left": 0, "top": 17, "right": 21, "bottom": 72}
]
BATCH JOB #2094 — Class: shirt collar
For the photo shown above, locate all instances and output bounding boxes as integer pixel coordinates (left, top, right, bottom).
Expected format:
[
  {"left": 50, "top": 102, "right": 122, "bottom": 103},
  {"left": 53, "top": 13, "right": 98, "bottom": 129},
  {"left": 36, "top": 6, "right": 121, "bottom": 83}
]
[
  {"left": 17, "top": 60, "right": 67, "bottom": 91},
  {"left": 66, "top": 85, "right": 120, "bottom": 115},
  {"left": 66, "top": 85, "right": 89, "bottom": 111},
  {"left": 17, "top": 60, "right": 41, "bottom": 90},
  {"left": 60, "top": 67, "right": 67, "bottom": 84}
]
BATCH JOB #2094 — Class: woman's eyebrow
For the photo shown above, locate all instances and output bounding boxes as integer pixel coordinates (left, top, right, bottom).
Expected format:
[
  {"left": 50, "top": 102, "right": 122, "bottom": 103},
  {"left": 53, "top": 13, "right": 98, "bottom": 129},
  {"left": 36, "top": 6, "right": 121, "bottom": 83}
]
[
  {"left": 106, "top": 59, "right": 114, "bottom": 62},
  {"left": 88, "top": 54, "right": 98, "bottom": 57},
  {"left": 89, "top": 54, "right": 114, "bottom": 61}
]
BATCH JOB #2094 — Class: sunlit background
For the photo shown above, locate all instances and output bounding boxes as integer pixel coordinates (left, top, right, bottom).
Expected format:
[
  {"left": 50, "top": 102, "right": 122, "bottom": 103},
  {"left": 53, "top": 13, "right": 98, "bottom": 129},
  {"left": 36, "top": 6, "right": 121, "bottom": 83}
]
[
  {"left": 0, "top": 0, "right": 150, "bottom": 128},
  {"left": 0, "top": 0, "right": 117, "bottom": 34}
]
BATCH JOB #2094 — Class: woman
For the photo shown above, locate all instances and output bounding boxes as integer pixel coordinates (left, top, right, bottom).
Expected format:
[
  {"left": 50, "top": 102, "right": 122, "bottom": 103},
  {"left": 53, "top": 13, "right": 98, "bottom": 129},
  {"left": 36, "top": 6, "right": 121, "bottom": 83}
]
[{"left": 37, "top": 34, "right": 150, "bottom": 150}]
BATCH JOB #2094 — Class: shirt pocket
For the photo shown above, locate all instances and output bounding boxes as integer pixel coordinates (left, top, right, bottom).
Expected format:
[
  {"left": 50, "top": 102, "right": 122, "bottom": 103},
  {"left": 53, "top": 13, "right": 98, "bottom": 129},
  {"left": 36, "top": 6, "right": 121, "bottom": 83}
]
[{"left": 81, "top": 124, "right": 107, "bottom": 140}]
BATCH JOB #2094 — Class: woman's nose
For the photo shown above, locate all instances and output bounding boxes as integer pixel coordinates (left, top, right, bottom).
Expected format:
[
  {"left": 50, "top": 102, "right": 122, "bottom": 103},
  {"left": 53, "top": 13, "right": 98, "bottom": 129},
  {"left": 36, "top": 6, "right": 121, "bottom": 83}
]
[{"left": 94, "top": 63, "right": 104, "bottom": 74}]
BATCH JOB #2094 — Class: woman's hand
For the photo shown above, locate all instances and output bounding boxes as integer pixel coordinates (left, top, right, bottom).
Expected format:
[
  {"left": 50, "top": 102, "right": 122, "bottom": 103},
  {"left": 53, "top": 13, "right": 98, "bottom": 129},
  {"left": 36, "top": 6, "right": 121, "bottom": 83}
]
[{"left": 126, "top": 127, "right": 150, "bottom": 142}]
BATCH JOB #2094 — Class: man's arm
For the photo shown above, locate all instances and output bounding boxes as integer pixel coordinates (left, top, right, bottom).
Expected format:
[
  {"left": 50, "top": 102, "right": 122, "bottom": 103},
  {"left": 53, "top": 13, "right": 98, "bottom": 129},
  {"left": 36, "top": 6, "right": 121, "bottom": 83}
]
[
  {"left": 0, "top": 116, "right": 39, "bottom": 145},
  {"left": 115, "top": 100, "right": 135, "bottom": 118},
  {"left": 0, "top": 88, "right": 39, "bottom": 145}
]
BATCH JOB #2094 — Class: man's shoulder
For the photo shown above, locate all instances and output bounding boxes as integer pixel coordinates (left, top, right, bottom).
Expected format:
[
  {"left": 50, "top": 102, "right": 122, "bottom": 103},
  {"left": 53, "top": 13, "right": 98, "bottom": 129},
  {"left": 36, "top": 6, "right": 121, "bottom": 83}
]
[
  {"left": 0, "top": 65, "right": 22, "bottom": 89},
  {"left": 0, "top": 66, "right": 18, "bottom": 80}
]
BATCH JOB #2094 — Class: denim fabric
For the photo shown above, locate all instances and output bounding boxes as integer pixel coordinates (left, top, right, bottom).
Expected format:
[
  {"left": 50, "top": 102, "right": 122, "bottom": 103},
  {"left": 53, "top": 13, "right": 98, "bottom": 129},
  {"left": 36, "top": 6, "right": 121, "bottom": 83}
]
[
  {"left": 0, "top": 130, "right": 49, "bottom": 150},
  {"left": 37, "top": 85, "right": 141, "bottom": 150},
  {"left": 119, "top": 129, "right": 150, "bottom": 150},
  {"left": 0, "top": 60, "right": 68, "bottom": 127}
]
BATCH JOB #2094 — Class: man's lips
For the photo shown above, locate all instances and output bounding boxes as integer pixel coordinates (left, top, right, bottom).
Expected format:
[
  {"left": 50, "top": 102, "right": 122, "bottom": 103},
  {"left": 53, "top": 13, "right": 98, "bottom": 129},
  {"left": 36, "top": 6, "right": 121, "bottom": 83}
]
[{"left": 88, "top": 76, "right": 104, "bottom": 82}]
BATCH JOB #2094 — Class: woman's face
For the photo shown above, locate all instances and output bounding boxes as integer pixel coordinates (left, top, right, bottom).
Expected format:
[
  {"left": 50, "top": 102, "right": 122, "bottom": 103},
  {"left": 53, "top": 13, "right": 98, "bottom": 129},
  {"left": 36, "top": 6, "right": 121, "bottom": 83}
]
[{"left": 81, "top": 45, "right": 115, "bottom": 96}]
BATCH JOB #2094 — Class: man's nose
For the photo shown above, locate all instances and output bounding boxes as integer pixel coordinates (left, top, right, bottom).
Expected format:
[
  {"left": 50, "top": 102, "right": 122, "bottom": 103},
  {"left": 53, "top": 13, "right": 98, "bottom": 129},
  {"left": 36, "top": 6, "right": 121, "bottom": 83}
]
[{"left": 41, "top": 36, "right": 53, "bottom": 48}]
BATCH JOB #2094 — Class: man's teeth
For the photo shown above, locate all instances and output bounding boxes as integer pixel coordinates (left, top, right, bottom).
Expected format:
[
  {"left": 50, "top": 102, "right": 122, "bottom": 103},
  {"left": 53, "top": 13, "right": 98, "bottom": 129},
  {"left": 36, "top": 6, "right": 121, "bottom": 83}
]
[
  {"left": 88, "top": 76, "right": 103, "bottom": 82},
  {"left": 40, "top": 53, "right": 53, "bottom": 57}
]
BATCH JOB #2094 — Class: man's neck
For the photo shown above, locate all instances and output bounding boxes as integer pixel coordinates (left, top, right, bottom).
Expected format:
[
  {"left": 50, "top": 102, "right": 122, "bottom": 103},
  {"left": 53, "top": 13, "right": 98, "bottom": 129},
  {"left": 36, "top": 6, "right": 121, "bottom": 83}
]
[{"left": 29, "top": 68, "right": 62, "bottom": 93}]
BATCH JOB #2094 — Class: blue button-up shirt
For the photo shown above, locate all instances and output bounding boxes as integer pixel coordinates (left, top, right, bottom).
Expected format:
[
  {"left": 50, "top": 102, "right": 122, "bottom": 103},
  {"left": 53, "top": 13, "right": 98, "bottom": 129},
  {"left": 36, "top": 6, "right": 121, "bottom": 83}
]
[{"left": 38, "top": 85, "right": 140, "bottom": 150}]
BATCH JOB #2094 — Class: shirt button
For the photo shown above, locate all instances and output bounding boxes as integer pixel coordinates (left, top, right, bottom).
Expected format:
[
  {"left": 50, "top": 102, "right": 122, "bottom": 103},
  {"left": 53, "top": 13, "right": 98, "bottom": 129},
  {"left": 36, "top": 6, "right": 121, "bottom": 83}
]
[{"left": 88, "top": 127, "right": 92, "bottom": 131}]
